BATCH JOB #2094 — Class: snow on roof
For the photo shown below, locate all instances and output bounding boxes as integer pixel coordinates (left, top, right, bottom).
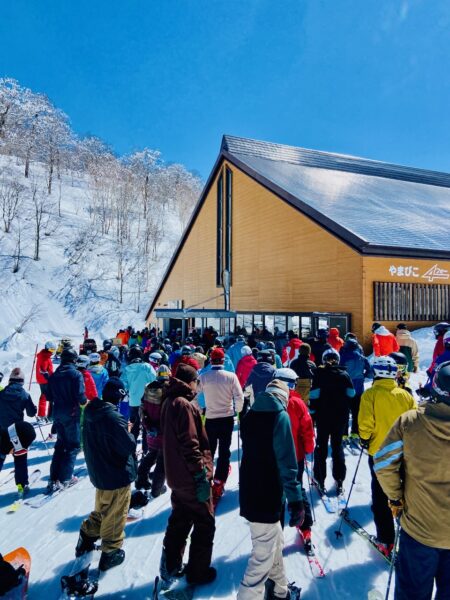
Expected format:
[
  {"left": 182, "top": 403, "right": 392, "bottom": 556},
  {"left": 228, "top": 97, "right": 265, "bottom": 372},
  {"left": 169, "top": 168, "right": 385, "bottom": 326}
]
[{"left": 222, "top": 135, "right": 450, "bottom": 256}]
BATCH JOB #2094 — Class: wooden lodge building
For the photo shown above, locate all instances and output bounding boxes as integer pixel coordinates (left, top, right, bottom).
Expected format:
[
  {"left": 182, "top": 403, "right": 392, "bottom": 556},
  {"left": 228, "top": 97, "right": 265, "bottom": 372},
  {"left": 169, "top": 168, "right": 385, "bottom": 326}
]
[{"left": 146, "top": 135, "right": 450, "bottom": 349}]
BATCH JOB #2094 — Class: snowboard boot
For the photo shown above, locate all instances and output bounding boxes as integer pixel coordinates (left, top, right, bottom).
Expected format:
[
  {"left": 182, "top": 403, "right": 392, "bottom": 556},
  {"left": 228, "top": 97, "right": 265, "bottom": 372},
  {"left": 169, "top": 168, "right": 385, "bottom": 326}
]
[
  {"left": 98, "top": 548, "right": 125, "bottom": 572},
  {"left": 159, "top": 548, "right": 184, "bottom": 584},
  {"left": 75, "top": 530, "right": 98, "bottom": 557},
  {"left": 135, "top": 478, "right": 151, "bottom": 491},
  {"left": 265, "top": 579, "right": 301, "bottom": 599},
  {"left": 185, "top": 566, "right": 217, "bottom": 586},
  {"left": 151, "top": 484, "right": 167, "bottom": 498},
  {"left": 46, "top": 480, "right": 60, "bottom": 494}
]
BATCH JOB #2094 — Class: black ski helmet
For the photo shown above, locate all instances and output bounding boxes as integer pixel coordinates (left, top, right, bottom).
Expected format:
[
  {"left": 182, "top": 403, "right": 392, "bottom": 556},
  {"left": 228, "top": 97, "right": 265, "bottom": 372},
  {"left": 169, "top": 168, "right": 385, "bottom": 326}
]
[
  {"left": 103, "top": 339, "right": 112, "bottom": 351},
  {"left": 433, "top": 322, "right": 450, "bottom": 339},
  {"left": 317, "top": 328, "right": 329, "bottom": 340},
  {"left": 60, "top": 347, "right": 78, "bottom": 364},
  {"left": 431, "top": 361, "right": 450, "bottom": 406},
  {"left": 389, "top": 352, "right": 409, "bottom": 375},
  {"left": 127, "top": 345, "right": 143, "bottom": 361}
]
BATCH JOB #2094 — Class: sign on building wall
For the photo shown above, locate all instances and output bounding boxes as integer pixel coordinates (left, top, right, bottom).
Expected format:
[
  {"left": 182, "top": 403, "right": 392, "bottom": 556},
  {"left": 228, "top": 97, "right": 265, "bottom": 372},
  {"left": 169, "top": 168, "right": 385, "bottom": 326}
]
[{"left": 389, "top": 263, "right": 449, "bottom": 283}]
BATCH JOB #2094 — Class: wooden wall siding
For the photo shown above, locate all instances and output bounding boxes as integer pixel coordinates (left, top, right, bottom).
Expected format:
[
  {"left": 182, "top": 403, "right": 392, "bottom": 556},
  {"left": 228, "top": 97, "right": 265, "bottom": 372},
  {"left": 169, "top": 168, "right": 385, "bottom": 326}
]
[
  {"left": 151, "top": 168, "right": 224, "bottom": 315},
  {"left": 362, "top": 257, "right": 450, "bottom": 347},
  {"left": 227, "top": 163, "right": 364, "bottom": 334}
]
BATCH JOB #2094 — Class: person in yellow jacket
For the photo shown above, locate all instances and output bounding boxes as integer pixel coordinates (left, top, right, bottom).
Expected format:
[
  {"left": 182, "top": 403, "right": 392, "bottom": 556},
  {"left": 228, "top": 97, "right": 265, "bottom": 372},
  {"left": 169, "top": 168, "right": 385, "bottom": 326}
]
[
  {"left": 358, "top": 356, "right": 416, "bottom": 556},
  {"left": 374, "top": 360, "right": 450, "bottom": 600}
]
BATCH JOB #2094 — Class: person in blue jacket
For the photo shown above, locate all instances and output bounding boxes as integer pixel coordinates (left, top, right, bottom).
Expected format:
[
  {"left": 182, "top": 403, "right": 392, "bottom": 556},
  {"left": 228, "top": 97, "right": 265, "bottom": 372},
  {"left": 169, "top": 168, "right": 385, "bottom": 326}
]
[
  {"left": 227, "top": 336, "right": 246, "bottom": 370},
  {"left": 339, "top": 338, "right": 371, "bottom": 441},
  {"left": 46, "top": 348, "right": 86, "bottom": 492},
  {"left": 244, "top": 350, "right": 276, "bottom": 400},
  {"left": 88, "top": 353, "right": 109, "bottom": 398}
]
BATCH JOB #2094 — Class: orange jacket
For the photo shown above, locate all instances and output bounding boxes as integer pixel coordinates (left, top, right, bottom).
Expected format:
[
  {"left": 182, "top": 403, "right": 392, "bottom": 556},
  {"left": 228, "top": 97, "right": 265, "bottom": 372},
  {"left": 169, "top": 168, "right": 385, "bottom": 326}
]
[
  {"left": 372, "top": 327, "right": 400, "bottom": 356},
  {"left": 328, "top": 328, "right": 344, "bottom": 352}
]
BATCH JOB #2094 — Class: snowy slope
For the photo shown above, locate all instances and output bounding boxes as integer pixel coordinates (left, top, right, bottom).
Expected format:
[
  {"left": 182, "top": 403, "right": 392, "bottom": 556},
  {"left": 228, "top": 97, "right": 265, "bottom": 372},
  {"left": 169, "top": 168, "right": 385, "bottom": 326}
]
[{"left": 0, "top": 332, "right": 433, "bottom": 599}]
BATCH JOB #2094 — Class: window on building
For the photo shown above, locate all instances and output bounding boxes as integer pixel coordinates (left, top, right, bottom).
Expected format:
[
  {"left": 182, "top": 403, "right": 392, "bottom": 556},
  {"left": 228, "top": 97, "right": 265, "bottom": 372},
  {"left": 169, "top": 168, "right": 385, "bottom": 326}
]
[
  {"left": 216, "top": 172, "right": 223, "bottom": 286},
  {"left": 287, "top": 316, "right": 300, "bottom": 335},
  {"left": 374, "top": 282, "right": 450, "bottom": 321},
  {"left": 274, "top": 315, "right": 287, "bottom": 334},
  {"left": 301, "top": 317, "right": 312, "bottom": 338},
  {"left": 225, "top": 167, "right": 232, "bottom": 282}
]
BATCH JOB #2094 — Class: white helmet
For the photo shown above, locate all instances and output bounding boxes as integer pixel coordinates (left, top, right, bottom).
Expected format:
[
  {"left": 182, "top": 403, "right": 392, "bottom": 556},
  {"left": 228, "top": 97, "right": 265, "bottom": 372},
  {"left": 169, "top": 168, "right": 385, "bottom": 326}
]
[
  {"left": 322, "top": 348, "right": 340, "bottom": 363},
  {"left": 89, "top": 352, "right": 101, "bottom": 364},
  {"left": 76, "top": 355, "right": 90, "bottom": 369},
  {"left": 45, "top": 340, "right": 57, "bottom": 352},
  {"left": 274, "top": 368, "right": 298, "bottom": 388},
  {"left": 373, "top": 356, "right": 398, "bottom": 379},
  {"left": 149, "top": 352, "right": 162, "bottom": 363},
  {"left": 241, "top": 345, "right": 252, "bottom": 357}
]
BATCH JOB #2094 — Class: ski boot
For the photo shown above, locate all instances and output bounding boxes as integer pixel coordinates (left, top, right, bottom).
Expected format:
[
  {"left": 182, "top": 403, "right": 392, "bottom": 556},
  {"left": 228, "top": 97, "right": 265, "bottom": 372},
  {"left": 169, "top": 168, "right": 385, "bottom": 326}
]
[
  {"left": 46, "top": 480, "right": 61, "bottom": 494},
  {"left": 212, "top": 479, "right": 225, "bottom": 509},
  {"left": 75, "top": 530, "right": 98, "bottom": 558},
  {"left": 335, "top": 480, "right": 344, "bottom": 496},
  {"left": 98, "top": 549, "right": 125, "bottom": 572},
  {"left": 185, "top": 566, "right": 217, "bottom": 585},
  {"left": 159, "top": 548, "right": 184, "bottom": 585},
  {"left": 300, "top": 528, "right": 312, "bottom": 553}
]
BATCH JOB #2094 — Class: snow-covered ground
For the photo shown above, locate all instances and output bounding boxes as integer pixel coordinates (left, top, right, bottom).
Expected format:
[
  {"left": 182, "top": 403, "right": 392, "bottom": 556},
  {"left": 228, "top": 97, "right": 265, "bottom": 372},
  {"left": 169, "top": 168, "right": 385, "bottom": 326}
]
[{"left": 0, "top": 331, "right": 433, "bottom": 599}]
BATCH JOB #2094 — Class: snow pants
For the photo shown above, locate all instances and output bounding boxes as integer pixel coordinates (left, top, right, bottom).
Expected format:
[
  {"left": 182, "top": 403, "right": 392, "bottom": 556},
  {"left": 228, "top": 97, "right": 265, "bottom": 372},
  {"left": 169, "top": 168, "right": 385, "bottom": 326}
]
[
  {"left": 346, "top": 392, "right": 361, "bottom": 436},
  {"left": 49, "top": 418, "right": 80, "bottom": 484},
  {"left": 38, "top": 383, "right": 50, "bottom": 417},
  {"left": 313, "top": 420, "right": 346, "bottom": 486},
  {"left": 237, "top": 521, "right": 287, "bottom": 600},
  {"left": 0, "top": 451, "right": 28, "bottom": 487},
  {"left": 369, "top": 456, "right": 394, "bottom": 545},
  {"left": 395, "top": 529, "right": 450, "bottom": 600},
  {"left": 81, "top": 485, "right": 131, "bottom": 553},
  {"left": 163, "top": 488, "right": 215, "bottom": 580},
  {"left": 130, "top": 406, "right": 148, "bottom": 453},
  {"left": 136, "top": 447, "right": 165, "bottom": 496},
  {"left": 205, "top": 416, "right": 234, "bottom": 482}
]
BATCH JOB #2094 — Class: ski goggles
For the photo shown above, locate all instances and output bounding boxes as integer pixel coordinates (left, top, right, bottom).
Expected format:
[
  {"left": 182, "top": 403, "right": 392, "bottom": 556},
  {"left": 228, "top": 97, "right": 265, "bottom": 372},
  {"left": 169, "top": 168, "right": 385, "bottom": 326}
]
[{"left": 7, "top": 424, "right": 23, "bottom": 453}]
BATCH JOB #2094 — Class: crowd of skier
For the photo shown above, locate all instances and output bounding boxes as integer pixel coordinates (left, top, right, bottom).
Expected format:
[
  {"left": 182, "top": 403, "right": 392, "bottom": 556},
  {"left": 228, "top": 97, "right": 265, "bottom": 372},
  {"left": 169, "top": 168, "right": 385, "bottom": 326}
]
[{"left": 0, "top": 320, "right": 450, "bottom": 599}]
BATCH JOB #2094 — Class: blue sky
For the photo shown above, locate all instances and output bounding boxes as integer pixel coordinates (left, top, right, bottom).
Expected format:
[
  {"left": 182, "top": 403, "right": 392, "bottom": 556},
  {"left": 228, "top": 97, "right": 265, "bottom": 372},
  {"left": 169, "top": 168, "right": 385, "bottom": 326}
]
[{"left": 1, "top": 0, "right": 450, "bottom": 178}]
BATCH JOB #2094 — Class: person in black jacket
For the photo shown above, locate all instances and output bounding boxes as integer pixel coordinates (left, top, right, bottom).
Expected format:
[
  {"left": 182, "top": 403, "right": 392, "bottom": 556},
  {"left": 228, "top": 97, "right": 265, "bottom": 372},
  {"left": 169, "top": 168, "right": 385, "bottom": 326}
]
[
  {"left": 310, "top": 348, "right": 355, "bottom": 495},
  {"left": 0, "top": 420, "right": 36, "bottom": 494},
  {"left": 238, "top": 379, "right": 304, "bottom": 600},
  {"left": 75, "top": 377, "right": 137, "bottom": 572},
  {"left": 0, "top": 368, "right": 37, "bottom": 490},
  {"left": 289, "top": 343, "right": 316, "bottom": 406},
  {"left": 46, "top": 348, "right": 86, "bottom": 492}
]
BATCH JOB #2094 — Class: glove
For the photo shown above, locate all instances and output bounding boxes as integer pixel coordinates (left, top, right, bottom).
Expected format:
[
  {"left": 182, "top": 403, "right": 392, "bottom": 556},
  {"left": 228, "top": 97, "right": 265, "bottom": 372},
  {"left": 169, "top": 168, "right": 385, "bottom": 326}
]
[
  {"left": 388, "top": 499, "right": 404, "bottom": 519},
  {"left": 360, "top": 438, "right": 370, "bottom": 450},
  {"left": 287, "top": 501, "right": 305, "bottom": 528},
  {"left": 193, "top": 467, "right": 211, "bottom": 503}
]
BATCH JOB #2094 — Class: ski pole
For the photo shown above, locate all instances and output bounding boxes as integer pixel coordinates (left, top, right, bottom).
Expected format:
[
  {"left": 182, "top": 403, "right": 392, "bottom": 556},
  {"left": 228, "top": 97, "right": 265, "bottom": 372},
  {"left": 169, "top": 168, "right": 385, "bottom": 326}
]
[
  {"left": 385, "top": 517, "right": 401, "bottom": 600},
  {"left": 28, "top": 343, "right": 38, "bottom": 391},
  {"left": 305, "top": 458, "right": 316, "bottom": 523},
  {"left": 35, "top": 419, "right": 51, "bottom": 456},
  {"left": 335, "top": 445, "right": 364, "bottom": 539}
]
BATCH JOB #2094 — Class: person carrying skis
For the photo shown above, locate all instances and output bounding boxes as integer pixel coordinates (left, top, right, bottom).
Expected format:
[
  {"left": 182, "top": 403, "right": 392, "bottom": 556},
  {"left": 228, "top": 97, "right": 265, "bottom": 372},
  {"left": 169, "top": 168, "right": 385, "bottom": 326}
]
[
  {"left": 87, "top": 353, "right": 109, "bottom": 398},
  {"left": 358, "top": 355, "right": 416, "bottom": 557},
  {"left": 395, "top": 324, "right": 419, "bottom": 373},
  {"left": 289, "top": 343, "right": 316, "bottom": 406},
  {"left": 374, "top": 360, "right": 450, "bottom": 599},
  {"left": 75, "top": 377, "right": 136, "bottom": 572},
  {"left": 281, "top": 330, "right": 303, "bottom": 366},
  {"left": 46, "top": 348, "right": 86, "bottom": 492},
  {"left": 160, "top": 364, "right": 216, "bottom": 586},
  {"left": 309, "top": 348, "right": 355, "bottom": 495},
  {"left": 122, "top": 345, "right": 156, "bottom": 452},
  {"left": 134, "top": 365, "right": 169, "bottom": 495},
  {"left": 339, "top": 337, "right": 371, "bottom": 443},
  {"left": 0, "top": 368, "right": 37, "bottom": 493},
  {"left": 238, "top": 379, "right": 304, "bottom": 600},
  {"left": 275, "top": 368, "right": 315, "bottom": 546},
  {"left": 35, "top": 340, "right": 56, "bottom": 419},
  {"left": 371, "top": 323, "right": 400, "bottom": 356},
  {"left": 198, "top": 347, "right": 243, "bottom": 507}
]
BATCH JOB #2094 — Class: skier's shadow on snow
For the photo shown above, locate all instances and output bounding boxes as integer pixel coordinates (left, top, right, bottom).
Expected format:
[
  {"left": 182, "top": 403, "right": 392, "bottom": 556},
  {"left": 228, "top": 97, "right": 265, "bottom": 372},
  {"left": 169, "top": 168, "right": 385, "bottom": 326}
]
[
  {"left": 324, "top": 503, "right": 375, "bottom": 550},
  {"left": 57, "top": 514, "right": 90, "bottom": 533}
]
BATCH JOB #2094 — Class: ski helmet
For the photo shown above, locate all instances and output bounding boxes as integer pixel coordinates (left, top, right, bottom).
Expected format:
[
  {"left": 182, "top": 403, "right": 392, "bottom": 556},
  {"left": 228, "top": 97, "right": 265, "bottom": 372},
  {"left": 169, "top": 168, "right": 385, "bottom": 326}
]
[
  {"left": 128, "top": 345, "right": 143, "bottom": 361},
  {"left": 372, "top": 356, "right": 398, "bottom": 379},
  {"left": 431, "top": 361, "right": 450, "bottom": 405},
  {"left": 389, "top": 352, "right": 409, "bottom": 376},
  {"left": 102, "top": 377, "right": 127, "bottom": 405},
  {"left": 274, "top": 368, "right": 298, "bottom": 389},
  {"left": 317, "top": 328, "right": 329, "bottom": 340},
  {"left": 433, "top": 322, "right": 450, "bottom": 339},
  {"left": 257, "top": 350, "right": 275, "bottom": 365},
  {"left": 241, "top": 345, "right": 252, "bottom": 357},
  {"left": 443, "top": 330, "right": 450, "bottom": 350},
  {"left": 89, "top": 352, "right": 101, "bottom": 364},
  {"left": 371, "top": 322, "right": 382, "bottom": 333},
  {"left": 60, "top": 347, "right": 78, "bottom": 364},
  {"left": 61, "top": 338, "right": 73, "bottom": 348},
  {"left": 265, "top": 341, "right": 276, "bottom": 350},
  {"left": 76, "top": 355, "right": 90, "bottom": 369},
  {"left": 181, "top": 345, "right": 192, "bottom": 355},
  {"left": 322, "top": 348, "right": 340, "bottom": 364},
  {"left": 45, "top": 340, "right": 57, "bottom": 352},
  {"left": 149, "top": 352, "right": 162, "bottom": 364},
  {"left": 103, "top": 339, "right": 112, "bottom": 351},
  {"left": 110, "top": 346, "right": 120, "bottom": 359}
]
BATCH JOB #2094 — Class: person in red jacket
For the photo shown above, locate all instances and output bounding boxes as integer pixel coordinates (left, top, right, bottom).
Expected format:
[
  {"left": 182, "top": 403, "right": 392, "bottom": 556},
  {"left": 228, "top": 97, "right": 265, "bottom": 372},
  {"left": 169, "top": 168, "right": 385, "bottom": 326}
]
[
  {"left": 236, "top": 346, "right": 257, "bottom": 388},
  {"left": 275, "top": 368, "right": 315, "bottom": 546},
  {"left": 281, "top": 330, "right": 303, "bottom": 366},
  {"left": 371, "top": 323, "right": 399, "bottom": 357},
  {"left": 36, "top": 341, "right": 57, "bottom": 418},
  {"left": 172, "top": 346, "right": 200, "bottom": 376},
  {"left": 327, "top": 328, "right": 344, "bottom": 352},
  {"left": 75, "top": 356, "right": 98, "bottom": 401}
]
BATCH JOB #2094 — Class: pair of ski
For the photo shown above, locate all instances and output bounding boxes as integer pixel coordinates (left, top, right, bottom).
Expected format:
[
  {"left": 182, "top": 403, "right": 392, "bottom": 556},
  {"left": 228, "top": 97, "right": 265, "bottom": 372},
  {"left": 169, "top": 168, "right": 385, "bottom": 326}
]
[
  {"left": 6, "top": 469, "right": 41, "bottom": 513},
  {"left": 306, "top": 467, "right": 346, "bottom": 514},
  {"left": 340, "top": 509, "right": 392, "bottom": 565},
  {"left": 296, "top": 529, "right": 325, "bottom": 578},
  {"left": 25, "top": 466, "right": 87, "bottom": 509}
]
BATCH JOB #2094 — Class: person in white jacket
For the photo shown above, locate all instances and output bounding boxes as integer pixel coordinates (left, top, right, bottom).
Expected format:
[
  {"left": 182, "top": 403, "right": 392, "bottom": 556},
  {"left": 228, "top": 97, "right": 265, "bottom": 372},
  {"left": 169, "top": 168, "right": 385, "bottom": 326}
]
[{"left": 199, "top": 347, "right": 243, "bottom": 506}]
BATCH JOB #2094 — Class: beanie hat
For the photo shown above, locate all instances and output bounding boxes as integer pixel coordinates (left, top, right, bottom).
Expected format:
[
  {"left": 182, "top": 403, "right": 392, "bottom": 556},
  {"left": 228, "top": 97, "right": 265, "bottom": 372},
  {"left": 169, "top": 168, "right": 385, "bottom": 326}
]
[
  {"left": 157, "top": 365, "right": 170, "bottom": 381},
  {"left": 0, "top": 421, "right": 36, "bottom": 455},
  {"left": 102, "top": 377, "right": 126, "bottom": 405},
  {"left": 299, "top": 343, "right": 311, "bottom": 356},
  {"left": 241, "top": 345, "right": 252, "bottom": 357},
  {"left": 210, "top": 347, "right": 225, "bottom": 363},
  {"left": 175, "top": 363, "right": 198, "bottom": 384},
  {"left": 9, "top": 368, "right": 25, "bottom": 383},
  {"left": 265, "top": 379, "right": 290, "bottom": 407}
]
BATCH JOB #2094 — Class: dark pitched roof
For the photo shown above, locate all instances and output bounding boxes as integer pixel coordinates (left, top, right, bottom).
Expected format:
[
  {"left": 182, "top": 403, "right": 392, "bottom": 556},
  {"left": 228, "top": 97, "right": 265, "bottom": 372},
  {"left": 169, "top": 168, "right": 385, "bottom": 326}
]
[{"left": 147, "top": 136, "right": 450, "bottom": 318}]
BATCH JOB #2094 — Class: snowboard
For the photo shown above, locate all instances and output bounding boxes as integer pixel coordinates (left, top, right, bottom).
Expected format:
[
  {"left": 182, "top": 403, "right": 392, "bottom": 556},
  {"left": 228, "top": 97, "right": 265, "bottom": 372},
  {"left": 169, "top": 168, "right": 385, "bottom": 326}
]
[
  {"left": 2, "top": 547, "right": 31, "bottom": 600},
  {"left": 152, "top": 575, "right": 195, "bottom": 600},
  {"left": 60, "top": 550, "right": 99, "bottom": 599}
]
